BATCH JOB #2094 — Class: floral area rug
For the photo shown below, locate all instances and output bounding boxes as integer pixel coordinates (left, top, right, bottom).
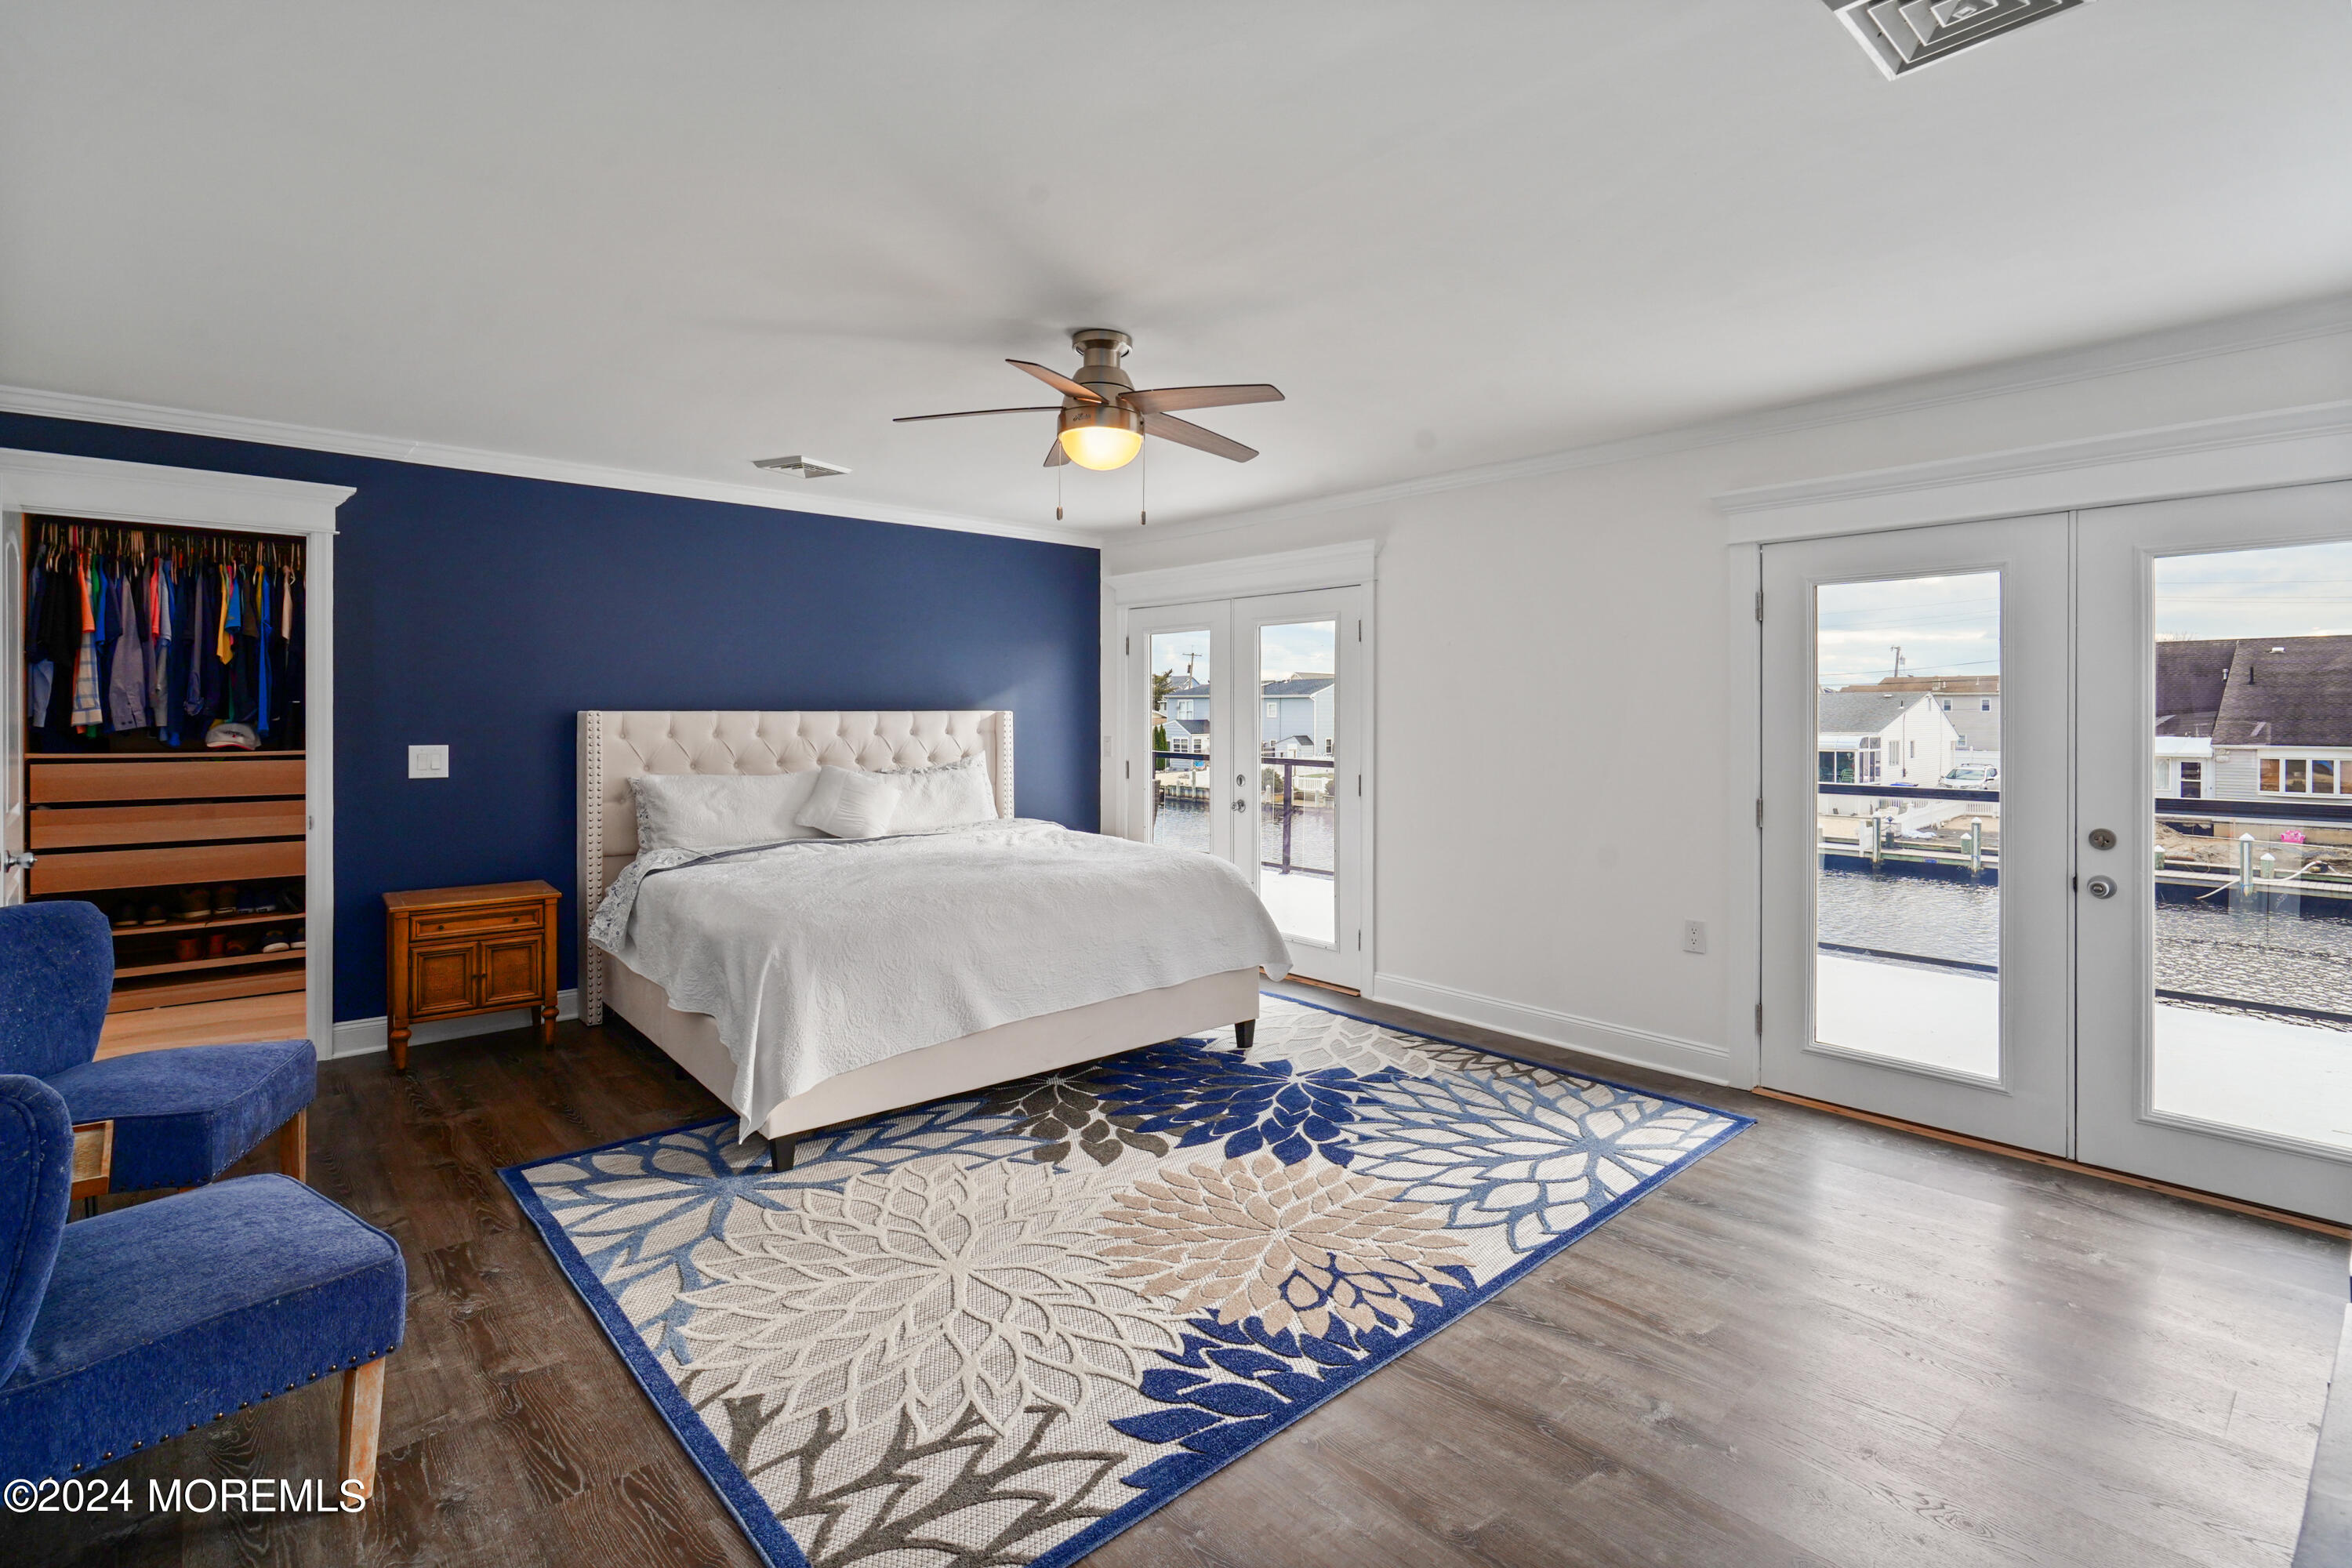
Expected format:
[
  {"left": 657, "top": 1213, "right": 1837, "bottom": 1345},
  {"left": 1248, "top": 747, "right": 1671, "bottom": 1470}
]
[{"left": 503, "top": 993, "right": 1750, "bottom": 1568}]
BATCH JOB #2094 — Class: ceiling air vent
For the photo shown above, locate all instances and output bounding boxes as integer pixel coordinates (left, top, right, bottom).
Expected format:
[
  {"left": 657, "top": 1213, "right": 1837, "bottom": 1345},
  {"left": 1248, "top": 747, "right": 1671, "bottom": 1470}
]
[
  {"left": 1824, "top": 0, "right": 2092, "bottom": 78},
  {"left": 752, "top": 455, "right": 850, "bottom": 478}
]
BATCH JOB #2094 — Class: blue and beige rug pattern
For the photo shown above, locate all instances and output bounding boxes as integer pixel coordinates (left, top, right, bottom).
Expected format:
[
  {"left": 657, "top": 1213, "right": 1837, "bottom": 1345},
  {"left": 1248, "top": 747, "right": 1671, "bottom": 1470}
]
[{"left": 503, "top": 994, "right": 1750, "bottom": 1568}]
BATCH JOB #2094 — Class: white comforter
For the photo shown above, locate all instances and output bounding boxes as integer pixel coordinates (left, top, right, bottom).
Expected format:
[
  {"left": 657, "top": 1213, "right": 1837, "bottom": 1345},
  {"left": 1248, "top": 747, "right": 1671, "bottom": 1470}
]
[{"left": 589, "top": 819, "right": 1291, "bottom": 1134}]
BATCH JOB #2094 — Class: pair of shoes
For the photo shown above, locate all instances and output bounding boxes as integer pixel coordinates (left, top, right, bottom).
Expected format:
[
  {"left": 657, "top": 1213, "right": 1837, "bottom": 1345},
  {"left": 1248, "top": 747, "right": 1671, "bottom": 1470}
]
[
  {"left": 174, "top": 936, "right": 201, "bottom": 962},
  {"left": 205, "top": 932, "right": 227, "bottom": 958},
  {"left": 291, "top": 925, "right": 306, "bottom": 949},
  {"left": 260, "top": 929, "right": 290, "bottom": 953},
  {"left": 237, "top": 887, "right": 275, "bottom": 915},
  {"left": 212, "top": 884, "right": 238, "bottom": 916},
  {"left": 223, "top": 934, "right": 251, "bottom": 957},
  {"left": 112, "top": 902, "right": 140, "bottom": 929},
  {"left": 275, "top": 886, "right": 304, "bottom": 913},
  {"left": 139, "top": 903, "right": 167, "bottom": 926},
  {"left": 176, "top": 887, "right": 211, "bottom": 921}
]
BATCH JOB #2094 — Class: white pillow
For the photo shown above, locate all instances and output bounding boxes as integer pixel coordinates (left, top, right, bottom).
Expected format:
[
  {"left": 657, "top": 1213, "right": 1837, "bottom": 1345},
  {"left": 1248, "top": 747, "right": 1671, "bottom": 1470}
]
[
  {"left": 793, "top": 765, "right": 903, "bottom": 839},
  {"left": 885, "top": 754, "right": 1000, "bottom": 833},
  {"left": 631, "top": 771, "right": 823, "bottom": 851}
]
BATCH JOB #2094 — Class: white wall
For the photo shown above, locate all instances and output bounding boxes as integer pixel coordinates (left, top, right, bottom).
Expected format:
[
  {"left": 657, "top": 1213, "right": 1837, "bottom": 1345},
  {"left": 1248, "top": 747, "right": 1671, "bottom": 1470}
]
[{"left": 1102, "top": 299, "right": 2352, "bottom": 1086}]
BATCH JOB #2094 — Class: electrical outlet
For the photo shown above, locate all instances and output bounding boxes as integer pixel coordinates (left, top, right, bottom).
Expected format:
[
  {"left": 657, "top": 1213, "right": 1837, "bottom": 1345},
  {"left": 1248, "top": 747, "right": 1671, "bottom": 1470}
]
[
  {"left": 408, "top": 744, "right": 450, "bottom": 780},
  {"left": 1681, "top": 920, "right": 1707, "bottom": 955}
]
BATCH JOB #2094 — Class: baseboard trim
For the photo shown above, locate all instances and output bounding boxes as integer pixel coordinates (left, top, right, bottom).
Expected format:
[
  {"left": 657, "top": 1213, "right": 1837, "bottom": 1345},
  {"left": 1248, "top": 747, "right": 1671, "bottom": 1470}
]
[
  {"left": 331, "top": 989, "right": 579, "bottom": 1060},
  {"left": 1368, "top": 972, "right": 1730, "bottom": 1086},
  {"left": 1751, "top": 1087, "right": 2352, "bottom": 1239}
]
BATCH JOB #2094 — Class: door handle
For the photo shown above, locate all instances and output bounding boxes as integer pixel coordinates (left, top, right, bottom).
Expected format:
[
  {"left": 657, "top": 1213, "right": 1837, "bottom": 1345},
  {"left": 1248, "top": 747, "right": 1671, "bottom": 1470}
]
[
  {"left": 1231, "top": 799, "right": 1245, "bottom": 813},
  {"left": 2085, "top": 875, "right": 2116, "bottom": 898},
  {"left": 2, "top": 851, "right": 35, "bottom": 871}
]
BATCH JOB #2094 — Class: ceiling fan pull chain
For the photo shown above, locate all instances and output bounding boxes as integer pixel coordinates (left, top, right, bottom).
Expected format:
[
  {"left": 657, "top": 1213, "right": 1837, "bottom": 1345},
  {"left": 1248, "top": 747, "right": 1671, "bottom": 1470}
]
[
  {"left": 1139, "top": 432, "right": 1148, "bottom": 526},
  {"left": 1055, "top": 459, "right": 1064, "bottom": 523}
]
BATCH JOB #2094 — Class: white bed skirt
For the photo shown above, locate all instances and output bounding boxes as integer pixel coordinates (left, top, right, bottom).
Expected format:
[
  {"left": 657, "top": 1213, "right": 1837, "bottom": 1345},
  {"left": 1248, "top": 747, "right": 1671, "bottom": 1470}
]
[{"left": 605, "top": 957, "right": 1261, "bottom": 1142}]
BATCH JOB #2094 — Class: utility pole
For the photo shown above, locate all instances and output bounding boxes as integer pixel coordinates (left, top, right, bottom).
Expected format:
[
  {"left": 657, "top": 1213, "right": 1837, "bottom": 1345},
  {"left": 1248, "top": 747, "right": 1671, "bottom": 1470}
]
[{"left": 1890, "top": 645, "right": 1905, "bottom": 681}]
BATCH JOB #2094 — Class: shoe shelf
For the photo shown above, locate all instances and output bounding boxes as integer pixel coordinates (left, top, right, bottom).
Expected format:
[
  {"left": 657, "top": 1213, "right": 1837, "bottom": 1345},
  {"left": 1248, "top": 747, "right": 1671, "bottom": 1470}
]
[
  {"left": 111, "top": 908, "right": 304, "bottom": 936},
  {"left": 108, "top": 962, "right": 304, "bottom": 1014},
  {"left": 115, "top": 947, "right": 306, "bottom": 981}
]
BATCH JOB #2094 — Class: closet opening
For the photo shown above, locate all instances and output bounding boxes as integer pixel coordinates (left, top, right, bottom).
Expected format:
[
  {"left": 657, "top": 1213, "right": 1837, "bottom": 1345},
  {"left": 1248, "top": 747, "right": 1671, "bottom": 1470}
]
[{"left": 22, "top": 514, "right": 313, "bottom": 1055}]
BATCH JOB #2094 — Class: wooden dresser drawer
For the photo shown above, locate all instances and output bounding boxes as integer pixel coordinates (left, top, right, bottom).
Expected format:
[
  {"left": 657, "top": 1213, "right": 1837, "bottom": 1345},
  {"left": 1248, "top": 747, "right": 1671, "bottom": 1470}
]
[
  {"left": 30, "top": 797, "right": 306, "bottom": 849},
  {"left": 31, "top": 838, "right": 307, "bottom": 895},
  {"left": 30, "top": 756, "right": 305, "bottom": 804},
  {"left": 411, "top": 902, "right": 544, "bottom": 940}
]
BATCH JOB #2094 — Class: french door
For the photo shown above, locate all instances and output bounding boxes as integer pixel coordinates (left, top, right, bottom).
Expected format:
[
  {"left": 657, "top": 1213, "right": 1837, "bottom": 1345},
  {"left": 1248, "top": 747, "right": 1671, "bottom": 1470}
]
[
  {"left": 1122, "top": 587, "right": 1370, "bottom": 989},
  {"left": 1762, "top": 483, "right": 2352, "bottom": 1223}
]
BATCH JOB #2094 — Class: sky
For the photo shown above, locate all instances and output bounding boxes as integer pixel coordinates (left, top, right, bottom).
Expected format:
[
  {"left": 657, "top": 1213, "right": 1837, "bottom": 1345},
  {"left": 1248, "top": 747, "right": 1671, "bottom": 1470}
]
[
  {"left": 1813, "top": 539, "right": 2352, "bottom": 689},
  {"left": 1149, "top": 620, "right": 1337, "bottom": 687}
]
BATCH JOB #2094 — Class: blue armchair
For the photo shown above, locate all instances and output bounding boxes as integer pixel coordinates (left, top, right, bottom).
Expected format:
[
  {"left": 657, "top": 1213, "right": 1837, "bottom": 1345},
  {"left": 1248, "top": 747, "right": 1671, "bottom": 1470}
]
[
  {"left": 0, "top": 1073, "right": 405, "bottom": 1490},
  {"left": 0, "top": 902, "right": 314, "bottom": 1192}
]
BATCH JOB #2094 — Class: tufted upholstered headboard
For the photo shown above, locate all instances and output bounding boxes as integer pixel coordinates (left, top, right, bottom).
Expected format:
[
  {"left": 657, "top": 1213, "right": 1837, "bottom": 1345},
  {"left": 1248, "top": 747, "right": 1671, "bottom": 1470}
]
[{"left": 574, "top": 710, "right": 1014, "bottom": 1025}]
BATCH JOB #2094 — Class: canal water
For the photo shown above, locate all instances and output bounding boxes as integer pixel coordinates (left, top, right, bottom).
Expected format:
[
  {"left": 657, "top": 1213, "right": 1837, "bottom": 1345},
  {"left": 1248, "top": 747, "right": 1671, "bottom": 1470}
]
[
  {"left": 1150, "top": 796, "right": 1336, "bottom": 873},
  {"left": 1818, "top": 868, "right": 2352, "bottom": 1018}
]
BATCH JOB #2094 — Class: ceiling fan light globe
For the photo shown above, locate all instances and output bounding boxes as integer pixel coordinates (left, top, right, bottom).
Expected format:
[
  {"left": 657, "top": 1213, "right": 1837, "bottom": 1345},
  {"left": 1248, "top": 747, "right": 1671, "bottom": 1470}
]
[{"left": 1058, "top": 423, "right": 1143, "bottom": 470}]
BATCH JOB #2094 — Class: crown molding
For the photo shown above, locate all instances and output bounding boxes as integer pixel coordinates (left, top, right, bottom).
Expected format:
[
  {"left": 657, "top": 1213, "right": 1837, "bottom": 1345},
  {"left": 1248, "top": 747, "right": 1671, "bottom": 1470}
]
[
  {"left": 1128, "top": 292, "right": 2352, "bottom": 546},
  {"left": 1714, "top": 400, "right": 2352, "bottom": 541},
  {"left": 0, "top": 383, "right": 1101, "bottom": 550},
  {"left": 1105, "top": 539, "right": 1377, "bottom": 607}
]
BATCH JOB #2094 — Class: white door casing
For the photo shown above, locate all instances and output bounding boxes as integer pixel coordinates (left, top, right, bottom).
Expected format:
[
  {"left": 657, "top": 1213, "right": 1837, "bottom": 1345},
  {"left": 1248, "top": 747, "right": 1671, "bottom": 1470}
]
[{"left": 0, "top": 448, "right": 350, "bottom": 1052}]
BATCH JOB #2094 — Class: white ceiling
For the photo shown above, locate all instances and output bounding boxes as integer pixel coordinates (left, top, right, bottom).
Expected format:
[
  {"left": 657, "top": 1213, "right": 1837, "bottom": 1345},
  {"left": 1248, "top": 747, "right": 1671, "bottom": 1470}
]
[{"left": 3, "top": 2, "right": 2347, "bottom": 535}]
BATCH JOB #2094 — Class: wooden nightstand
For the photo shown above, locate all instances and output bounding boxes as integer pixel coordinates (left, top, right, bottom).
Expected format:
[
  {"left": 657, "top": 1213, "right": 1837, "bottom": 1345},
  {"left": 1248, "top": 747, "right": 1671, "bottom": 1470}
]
[{"left": 383, "top": 880, "right": 560, "bottom": 1070}]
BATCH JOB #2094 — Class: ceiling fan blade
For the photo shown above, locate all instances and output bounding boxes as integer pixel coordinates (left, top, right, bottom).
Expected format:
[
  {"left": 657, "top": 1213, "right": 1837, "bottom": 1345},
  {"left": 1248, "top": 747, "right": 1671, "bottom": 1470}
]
[
  {"left": 1141, "top": 411, "right": 1258, "bottom": 463},
  {"left": 1007, "top": 359, "right": 1103, "bottom": 404},
  {"left": 1044, "top": 436, "right": 1070, "bottom": 467},
  {"left": 1122, "top": 383, "right": 1284, "bottom": 415},
  {"left": 892, "top": 405, "right": 1060, "bottom": 423}
]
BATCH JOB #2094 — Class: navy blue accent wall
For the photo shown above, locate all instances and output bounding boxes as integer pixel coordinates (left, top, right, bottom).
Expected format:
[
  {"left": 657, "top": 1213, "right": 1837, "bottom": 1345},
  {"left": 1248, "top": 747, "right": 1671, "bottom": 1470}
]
[{"left": 0, "top": 413, "right": 1102, "bottom": 1022}]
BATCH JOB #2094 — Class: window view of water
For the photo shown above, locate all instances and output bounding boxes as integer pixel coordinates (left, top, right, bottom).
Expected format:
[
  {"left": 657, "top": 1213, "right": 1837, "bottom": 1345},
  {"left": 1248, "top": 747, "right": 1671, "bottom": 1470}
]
[
  {"left": 1149, "top": 795, "right": 1336, "bottom": 873},
  {"left": 1820, "top": 868, "right": 2352, "bottom": 1022}
]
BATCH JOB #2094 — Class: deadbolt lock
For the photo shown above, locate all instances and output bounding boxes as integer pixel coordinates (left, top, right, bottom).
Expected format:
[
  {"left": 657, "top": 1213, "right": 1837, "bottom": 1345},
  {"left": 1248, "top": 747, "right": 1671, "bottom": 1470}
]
[{"left": 2087, "top": 828, "right": 2117, "bottom": 851}]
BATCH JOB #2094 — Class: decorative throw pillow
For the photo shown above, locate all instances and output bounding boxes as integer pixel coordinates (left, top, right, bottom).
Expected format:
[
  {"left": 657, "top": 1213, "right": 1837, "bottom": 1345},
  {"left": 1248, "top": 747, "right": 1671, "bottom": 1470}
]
[
  {"left": 793, "top": 766, "right": 903, "bottom": 839},
  {"left": 631, "top": 772, "right": 823, "bottom": 851},
  {"left": 884, "top": 754, "right": 999, "bottom": 833}
]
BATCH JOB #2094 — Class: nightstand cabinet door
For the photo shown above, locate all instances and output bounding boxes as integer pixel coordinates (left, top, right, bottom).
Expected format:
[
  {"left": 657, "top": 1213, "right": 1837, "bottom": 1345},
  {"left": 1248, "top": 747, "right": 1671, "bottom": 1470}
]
[
  {"left": 479, "top": 935, "right": 544, "bottom": 1008},
  {"left": 409, "top": 943, "right": 477, "bottom": 1017}
]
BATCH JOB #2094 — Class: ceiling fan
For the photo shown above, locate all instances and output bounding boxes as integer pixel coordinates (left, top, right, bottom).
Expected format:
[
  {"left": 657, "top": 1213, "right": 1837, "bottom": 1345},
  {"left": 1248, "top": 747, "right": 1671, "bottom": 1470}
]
[{"left": 894, "top": 328, "right": 1283, "bottom": 471}]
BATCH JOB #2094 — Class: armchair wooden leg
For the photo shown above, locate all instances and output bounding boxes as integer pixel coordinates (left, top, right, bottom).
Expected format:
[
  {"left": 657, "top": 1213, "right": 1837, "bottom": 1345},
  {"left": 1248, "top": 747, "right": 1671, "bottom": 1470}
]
[
  {"left": 339, "top": 1357, "right": 387, "bottom": 1502},
  {"left": 276, "top": 1109, "right": 309, "bottom": 1184}
]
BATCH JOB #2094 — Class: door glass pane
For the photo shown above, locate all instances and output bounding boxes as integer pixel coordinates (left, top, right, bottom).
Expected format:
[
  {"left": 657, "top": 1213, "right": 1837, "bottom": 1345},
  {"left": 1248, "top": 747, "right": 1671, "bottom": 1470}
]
[
  {"left": 1258, "top": 620, "right": 1336, "bottom": 945},
  {"left": 1148, "top": 631, "right": 1212, "bottom": 854},
  {"left": 1813, "top": 573, "right": 2002, "bottom": 1079},
  {"left": 2149, "top": 542, "right": 2352, "bottom": 1153}
]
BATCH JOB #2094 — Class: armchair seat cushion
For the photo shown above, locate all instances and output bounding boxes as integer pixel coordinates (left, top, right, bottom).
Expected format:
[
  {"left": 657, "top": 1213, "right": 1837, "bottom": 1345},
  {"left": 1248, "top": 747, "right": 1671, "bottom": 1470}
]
[
  {"left": 45, "top": 1040, "right": 314, "bottom": 1191},
  {"left": 0, "top": 1174, "right": 405, "bottom": 1483}
]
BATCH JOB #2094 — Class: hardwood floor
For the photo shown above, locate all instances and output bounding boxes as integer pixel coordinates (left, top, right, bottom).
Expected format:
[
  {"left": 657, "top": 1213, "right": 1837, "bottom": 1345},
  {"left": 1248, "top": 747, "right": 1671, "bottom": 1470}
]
[{"left": 22, "top": 983, "right": 2346, "bottom": 1568}]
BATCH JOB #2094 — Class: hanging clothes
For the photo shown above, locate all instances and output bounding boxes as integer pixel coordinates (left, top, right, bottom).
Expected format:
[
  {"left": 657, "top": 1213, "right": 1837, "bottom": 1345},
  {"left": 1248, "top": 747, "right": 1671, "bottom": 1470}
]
[{"left": 23, "top": 521, "right": 306, "bottom": 753}]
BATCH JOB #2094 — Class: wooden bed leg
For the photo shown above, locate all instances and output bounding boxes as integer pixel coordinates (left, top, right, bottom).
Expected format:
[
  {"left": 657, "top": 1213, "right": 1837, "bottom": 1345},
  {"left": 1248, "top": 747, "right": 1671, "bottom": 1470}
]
[
  {"left": 276, "top": 1109, "right": 308, "bottom": 1184},
  {"left": 339, "top": 1357, "right": 387, "bottom": 1503},
  {"left": 1234, "top": 1019, "right": 1255, "bottom": 1051},
  {"left": 771, "top": 1135, "right": 797, "bottom": 1174}
]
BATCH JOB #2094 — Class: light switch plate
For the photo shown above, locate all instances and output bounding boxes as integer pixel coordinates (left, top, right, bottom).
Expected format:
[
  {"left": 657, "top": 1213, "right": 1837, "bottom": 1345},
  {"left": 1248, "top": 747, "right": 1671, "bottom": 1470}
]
[
  {"left": 1681, "top": 919, "right": 1707, "bottom": 955},
  {"left": 408, "top": 744, "right": 449, "bottom": 780}
]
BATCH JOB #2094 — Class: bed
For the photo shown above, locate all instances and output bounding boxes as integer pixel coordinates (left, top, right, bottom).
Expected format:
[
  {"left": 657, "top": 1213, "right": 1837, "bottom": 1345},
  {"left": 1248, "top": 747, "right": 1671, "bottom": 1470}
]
[{"left": 577, "top": 710, "right": 1279, "bottom": 1163}]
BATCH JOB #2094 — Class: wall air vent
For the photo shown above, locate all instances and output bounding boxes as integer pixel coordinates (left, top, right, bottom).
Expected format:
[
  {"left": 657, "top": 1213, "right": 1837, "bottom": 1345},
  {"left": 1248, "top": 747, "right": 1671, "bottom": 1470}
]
[
  {"left": 752, "top": 455, "right": 850, "bottom": 478},
  {"left": 1824, "top": 0, "right": 2092, "bottom": 78}
]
